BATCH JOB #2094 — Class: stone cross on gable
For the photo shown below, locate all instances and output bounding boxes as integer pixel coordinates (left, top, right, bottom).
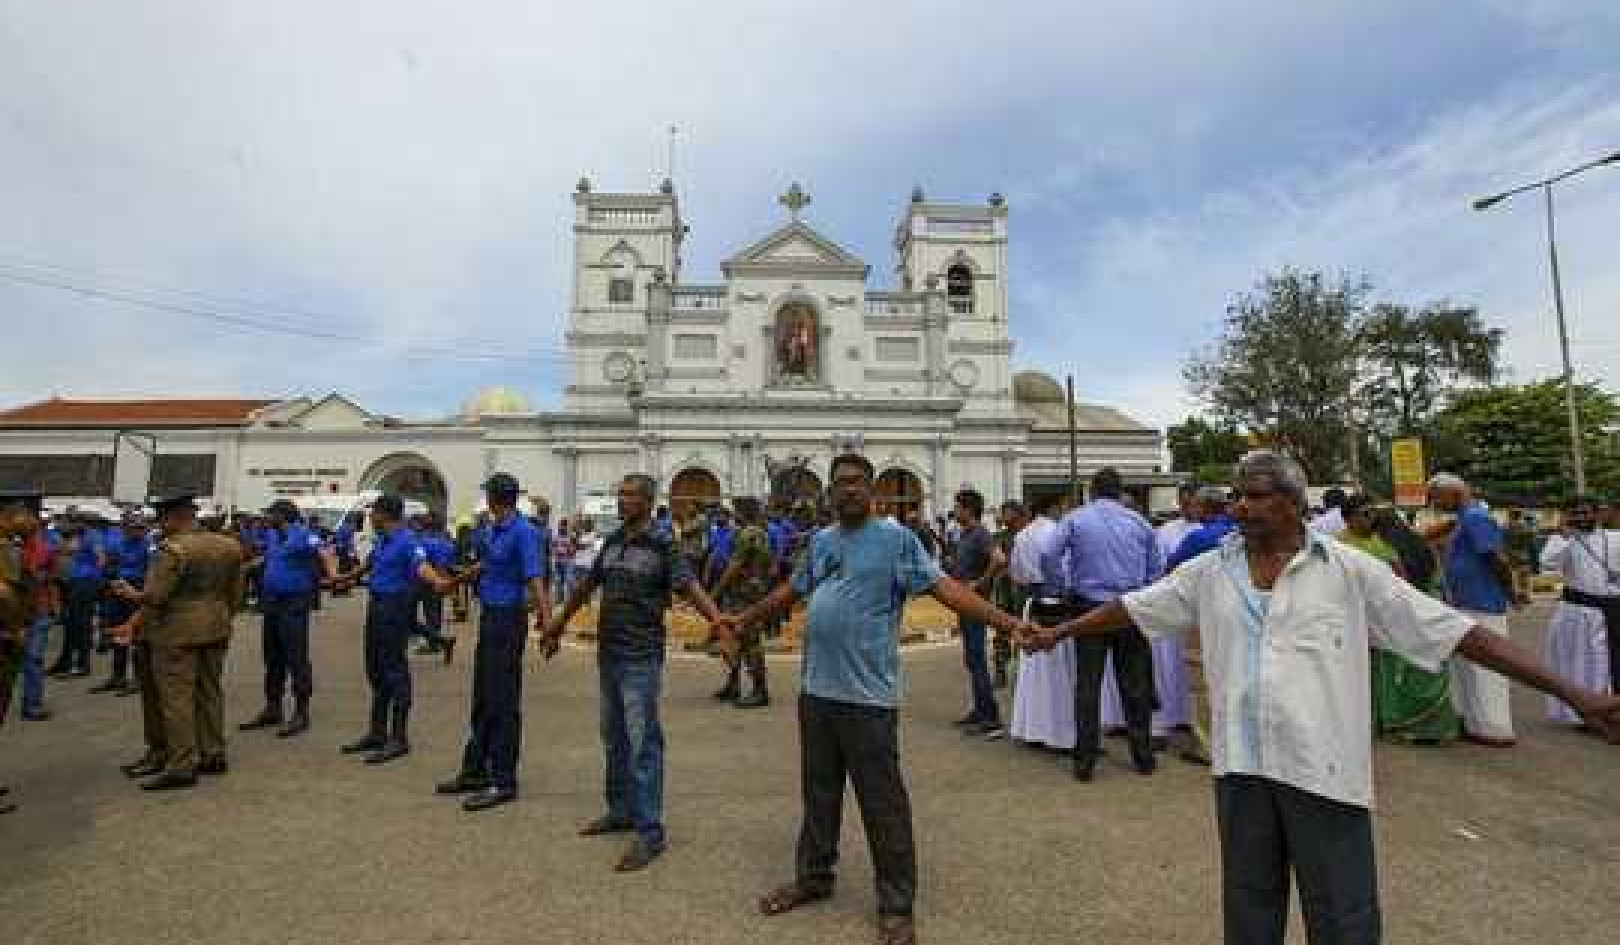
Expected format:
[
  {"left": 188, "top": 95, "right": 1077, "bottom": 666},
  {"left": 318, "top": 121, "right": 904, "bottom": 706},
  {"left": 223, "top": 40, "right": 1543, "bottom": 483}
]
[{"left": 779, "top": 182, "right": 811, "bottom": 219}]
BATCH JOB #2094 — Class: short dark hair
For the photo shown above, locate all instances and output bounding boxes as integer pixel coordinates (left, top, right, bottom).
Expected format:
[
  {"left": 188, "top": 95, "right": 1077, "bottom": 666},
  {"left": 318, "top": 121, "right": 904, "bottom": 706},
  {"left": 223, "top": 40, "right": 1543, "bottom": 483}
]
[
  {"left": 733, "top": 496, "right": 762, "bottom": 521},
  {"left": 372, "top": 494, "right": 404, "bottom": 519},
  {"left": 1090, "top": 467, "right": 1123, "bottom": 499},
  {"left": 829, "top": 453, "right": 874, "bottom": 483},
  {"left": 1322, "top": 487, "right": 1348, "bottom": 509},
  {"left": 955, "top": 488, "right": 985, "bottom": 519},
  {"left": 1029, "top": 492, "right": 1062, "bottom": 516},
  {"left": 1341, "top": 493, "right": 1376, "bottom": 516},
  {"left": 1000, "top": 499, "right": 1028, "bottom": 520},
  {"left": 622, "top": 474, "right": 656, "bottom": 501}
]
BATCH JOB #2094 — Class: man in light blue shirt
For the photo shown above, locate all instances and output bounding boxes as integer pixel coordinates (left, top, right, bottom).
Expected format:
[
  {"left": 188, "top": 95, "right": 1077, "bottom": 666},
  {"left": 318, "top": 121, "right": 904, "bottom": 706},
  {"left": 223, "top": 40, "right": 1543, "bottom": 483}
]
[
  {"left": 1054, "top": 467, "right": 1164, "bottom": 781},
  {"left": 728, "top": 453, "right": 1025, "bottom": 945}
]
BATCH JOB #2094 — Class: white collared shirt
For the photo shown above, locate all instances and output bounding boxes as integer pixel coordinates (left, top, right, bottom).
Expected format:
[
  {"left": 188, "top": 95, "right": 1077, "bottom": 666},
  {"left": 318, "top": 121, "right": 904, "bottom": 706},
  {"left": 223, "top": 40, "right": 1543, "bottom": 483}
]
[
  {"left": 1010, "top": 515, "right": 1058, "bottom": 588},
  {"left": 1540, "top": 529, "right": 1620, "bottom": 596},
  {"left": 1121, "top": 530, "right": 1474, "bottom": 808}
]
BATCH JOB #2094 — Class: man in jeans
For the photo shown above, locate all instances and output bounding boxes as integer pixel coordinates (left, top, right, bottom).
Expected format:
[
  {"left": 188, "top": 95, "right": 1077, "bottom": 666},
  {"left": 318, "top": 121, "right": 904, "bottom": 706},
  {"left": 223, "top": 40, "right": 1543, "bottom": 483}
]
[
  {"left": 726, "top": 453, "right": 1028, "bottom": 945},
  {"left": 543, "top": 473, "right": 725, "bottom": 871},
  {"left": 947, "top": 489, "right": 1001, "bottom": 738}
]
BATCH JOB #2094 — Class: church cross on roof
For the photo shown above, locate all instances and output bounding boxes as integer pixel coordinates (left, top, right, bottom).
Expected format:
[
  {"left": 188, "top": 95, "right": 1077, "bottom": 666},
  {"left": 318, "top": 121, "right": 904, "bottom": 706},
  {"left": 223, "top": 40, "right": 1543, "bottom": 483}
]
[{"left": 778, "top": 182, "right": 811, "bottom": 219}]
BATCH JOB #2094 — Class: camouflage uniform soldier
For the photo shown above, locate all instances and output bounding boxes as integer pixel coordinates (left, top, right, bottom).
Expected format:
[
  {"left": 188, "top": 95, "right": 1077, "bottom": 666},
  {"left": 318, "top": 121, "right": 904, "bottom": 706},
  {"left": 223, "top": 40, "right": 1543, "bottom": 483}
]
[
  {"left": 712, "top": 497, "right": 775, "bottom": 708},
  {"left": 109, "top": 491, "right": 245, "bottom": 791}
]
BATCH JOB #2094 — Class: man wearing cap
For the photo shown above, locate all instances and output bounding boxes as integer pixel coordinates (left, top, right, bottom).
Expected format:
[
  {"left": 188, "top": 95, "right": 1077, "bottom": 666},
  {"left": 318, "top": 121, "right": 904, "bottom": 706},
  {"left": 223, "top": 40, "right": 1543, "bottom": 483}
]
[
  {"left": 435, "top": 473, "right": 550, "bottom": 812},
  {"left": 49, "top": 511, "right": 107, "bottom": 678},
  {"left": 333, "top": 494, "right": 445, "bottom": 765},
  {"left": 108, "top": 491, "right": 245, "bottom": 791},
  {"left": 239, "top": 499, "right": 336, "bottom": 739},
  {"left": 90, "top": 511, "right": 155, "bottom": 696}
]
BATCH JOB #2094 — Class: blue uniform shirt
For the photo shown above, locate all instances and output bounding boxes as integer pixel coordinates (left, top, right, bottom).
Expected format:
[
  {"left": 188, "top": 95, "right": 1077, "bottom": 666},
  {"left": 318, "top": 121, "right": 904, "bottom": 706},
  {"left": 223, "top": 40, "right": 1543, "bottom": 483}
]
[
  {"left": 113, "top": 531, "right": 154, "bottom": 583},
  {"left": 791, "top": 518, "right": 944, "bottom": 708},
  {"left": 68, "top": 529, "right": 105, "bottom": 581},
  {"left": 1166, "top": 514, "right": 1236, "bottom": 571},
  {"left": 367, "top": 526, "right": 426, "bottom": 595},
  {"left": 334, "top": 522, "right": 357, "bottom": 556},
  {"left": 1445, "top": 503, "right": 1509, "bottom": 614},
  {"left": 263, "top": 523, "right": 325, "bottom": 595},
  {"left": 473, "top": 514, "right": 547, "bottom": 607},
  {"left": 420, "top": 530, "right": 456, "bottom": 571},
  {"left": 1055, "top": 498, "right": 1163, "bottom": 601}
]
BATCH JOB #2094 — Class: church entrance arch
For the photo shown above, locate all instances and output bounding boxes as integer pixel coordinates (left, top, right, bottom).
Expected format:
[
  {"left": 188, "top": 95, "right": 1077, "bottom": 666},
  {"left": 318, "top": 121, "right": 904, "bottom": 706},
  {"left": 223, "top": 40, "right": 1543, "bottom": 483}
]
[
  {"left": 359, "top": 452, "right": 449, "bottom": 517},
  {"left": 669, "top": 467, "right": 722, "bottom": 520},
  {"left": 876, "top": 468, "right": 924, "bottom": 520}
]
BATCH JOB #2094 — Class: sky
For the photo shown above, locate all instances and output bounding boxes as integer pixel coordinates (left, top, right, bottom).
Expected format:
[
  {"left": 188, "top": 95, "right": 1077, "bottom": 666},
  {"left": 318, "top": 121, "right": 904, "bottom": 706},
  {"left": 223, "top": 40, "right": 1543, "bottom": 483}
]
[{"left": 2, "top": 0, "right": 1618, "bottom": 426}]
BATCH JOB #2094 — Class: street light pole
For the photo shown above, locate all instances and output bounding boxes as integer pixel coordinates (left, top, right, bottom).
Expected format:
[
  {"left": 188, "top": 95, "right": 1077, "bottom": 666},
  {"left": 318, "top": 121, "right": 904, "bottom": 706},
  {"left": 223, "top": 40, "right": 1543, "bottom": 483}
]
[
  {"left": 1541, "top": 183, "right": 1585, "bottom": 497},
  {"left": 1472, "top": 148, "right": 1620, "bottom": 499}
]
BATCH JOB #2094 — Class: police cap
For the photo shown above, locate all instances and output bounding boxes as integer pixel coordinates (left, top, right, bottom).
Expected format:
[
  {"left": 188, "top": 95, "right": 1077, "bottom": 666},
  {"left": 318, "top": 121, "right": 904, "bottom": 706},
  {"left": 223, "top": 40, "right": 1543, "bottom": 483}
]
[
  {"left": 264, "top": 498, "right": 302, "bottom": 521},
  {"left": 151, "top": 491, "right": 200, "bottom": 514},
  {"left": 483, "top": 472, "right": 520, "bottom": 496}
]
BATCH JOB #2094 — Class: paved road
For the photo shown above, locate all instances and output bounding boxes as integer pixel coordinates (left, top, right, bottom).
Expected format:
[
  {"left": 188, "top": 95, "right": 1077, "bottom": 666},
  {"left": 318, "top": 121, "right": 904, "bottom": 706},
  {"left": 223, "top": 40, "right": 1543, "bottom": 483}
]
[{"left": 2, "top": 599, "right": 1616, "bottom": 945}]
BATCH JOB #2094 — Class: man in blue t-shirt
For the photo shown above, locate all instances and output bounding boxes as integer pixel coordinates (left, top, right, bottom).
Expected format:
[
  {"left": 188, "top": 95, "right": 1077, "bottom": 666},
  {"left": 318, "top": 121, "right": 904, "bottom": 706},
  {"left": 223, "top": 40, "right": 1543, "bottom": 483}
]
[
  {"left": 724, "top": 454, "right": 1027, "bottom": 945},
  {"left": 333, "top": 494, "right": 443, "bottom": 765},
  {"left": 49, "top": 512, "right": 107, "bottom": 678},
  {"left": 435, "top": 474, "right": 552, "bottom": 813},
  {"left": 89, "top": 511, "right": 155, "bottom": 695},
  {"left": 240, "top": 500, "right": 336, "bottom": 738},
  {"left": 1427, "top": 472, "right": 1525, "bottom": 746}
]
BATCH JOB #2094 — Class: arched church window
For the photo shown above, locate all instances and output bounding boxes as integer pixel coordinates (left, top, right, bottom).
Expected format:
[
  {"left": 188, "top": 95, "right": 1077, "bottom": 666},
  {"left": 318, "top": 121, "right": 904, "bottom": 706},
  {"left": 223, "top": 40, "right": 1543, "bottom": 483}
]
[
  {"left": 608, "top": 277, "right": 634, "bottom": 304},
  {"left": 946, "top": 264, "right": 973, "bottom": 314}
]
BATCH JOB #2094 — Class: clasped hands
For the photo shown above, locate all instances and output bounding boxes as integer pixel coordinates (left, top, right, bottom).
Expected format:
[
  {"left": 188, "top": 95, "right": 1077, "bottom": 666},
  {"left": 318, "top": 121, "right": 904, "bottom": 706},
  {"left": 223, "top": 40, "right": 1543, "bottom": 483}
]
[{"left": 1012, "top": 619, "right": 1068, "bottom": 653}]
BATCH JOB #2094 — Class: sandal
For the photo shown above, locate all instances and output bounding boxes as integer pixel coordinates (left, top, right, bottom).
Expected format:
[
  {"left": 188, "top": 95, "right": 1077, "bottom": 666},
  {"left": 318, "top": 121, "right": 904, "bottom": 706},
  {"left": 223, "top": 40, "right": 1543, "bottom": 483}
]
[
  {"left": 877, "top": 914, "right": 917, "bottom": 945},
  {"left": 759, "top": 882, "right": 832, "bottom": 916}
]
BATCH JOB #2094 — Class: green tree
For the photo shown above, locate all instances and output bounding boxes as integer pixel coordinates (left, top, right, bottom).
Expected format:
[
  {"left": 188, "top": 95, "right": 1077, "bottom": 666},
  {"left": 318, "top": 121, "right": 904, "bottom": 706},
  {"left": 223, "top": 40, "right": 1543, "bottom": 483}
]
[
  {"left": 1185, "top": 269, "right": 1365, "bottom": 482},
  {"left": 1166, "top": 415, "right": 1247, "bottom": 482},
  {"left": 1429, "top": 379, "right": 1620, "bottom": 504},
  {"left": 1357, "top": 302, "right": 1502, "bottom": 436}
]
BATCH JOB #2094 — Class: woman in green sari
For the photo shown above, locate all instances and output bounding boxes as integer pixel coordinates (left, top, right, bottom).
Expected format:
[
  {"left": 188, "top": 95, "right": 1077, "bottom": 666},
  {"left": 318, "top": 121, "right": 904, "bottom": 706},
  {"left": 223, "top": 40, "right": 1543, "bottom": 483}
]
[{"left": 1340, "top": 496, "right": 1460, "bottom": 744}]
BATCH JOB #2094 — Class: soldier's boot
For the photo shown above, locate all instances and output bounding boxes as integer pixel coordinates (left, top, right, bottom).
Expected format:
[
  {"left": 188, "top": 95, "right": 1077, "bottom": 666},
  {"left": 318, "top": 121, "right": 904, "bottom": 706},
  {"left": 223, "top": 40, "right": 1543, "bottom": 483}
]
[
  {"left": 736, "top": 660, "right": 770, "bottom": 709},
  {"left": 365, "top": 704, "right": 411, "bottom": 765},
  {"left": 341, "top": 698, "right": 388, "bottom": 755},
  {"left": 239, "top": 702, "right": 283, "bottom": 731},
  {"left": 276, "top": 698, "right": 311, "bottom": 738},
  {"left": 712, "top": 665, "right": 741, "bottom": 702}
]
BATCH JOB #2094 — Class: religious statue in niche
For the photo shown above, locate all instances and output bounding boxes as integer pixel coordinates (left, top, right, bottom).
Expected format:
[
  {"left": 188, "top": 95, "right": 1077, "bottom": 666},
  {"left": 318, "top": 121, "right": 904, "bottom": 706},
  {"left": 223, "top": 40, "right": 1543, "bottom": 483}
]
[{"left": 775, "top": 302, "right": 820, "bottom": 383}]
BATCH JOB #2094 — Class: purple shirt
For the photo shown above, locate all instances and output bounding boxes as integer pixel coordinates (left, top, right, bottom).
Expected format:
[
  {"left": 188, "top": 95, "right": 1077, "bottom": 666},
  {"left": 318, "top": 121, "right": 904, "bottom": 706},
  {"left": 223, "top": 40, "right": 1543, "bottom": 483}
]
[{"left": 1055, "top": 497, "right": 1163, "bottom": 601}]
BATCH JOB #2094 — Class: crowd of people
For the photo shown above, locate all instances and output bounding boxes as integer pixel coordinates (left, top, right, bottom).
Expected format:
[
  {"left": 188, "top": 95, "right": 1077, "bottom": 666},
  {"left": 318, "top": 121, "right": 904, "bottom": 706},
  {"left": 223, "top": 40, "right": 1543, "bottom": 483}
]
[{"left": 1, "top": 450, "right": 1618, "bottom": 945}]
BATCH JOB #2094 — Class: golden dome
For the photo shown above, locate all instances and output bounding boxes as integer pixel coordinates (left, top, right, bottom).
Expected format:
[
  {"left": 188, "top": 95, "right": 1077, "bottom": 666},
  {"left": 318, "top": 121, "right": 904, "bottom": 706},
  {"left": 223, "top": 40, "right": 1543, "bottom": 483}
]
[{"left": 462, "top": 387, "right": 532, "bottom": 420}]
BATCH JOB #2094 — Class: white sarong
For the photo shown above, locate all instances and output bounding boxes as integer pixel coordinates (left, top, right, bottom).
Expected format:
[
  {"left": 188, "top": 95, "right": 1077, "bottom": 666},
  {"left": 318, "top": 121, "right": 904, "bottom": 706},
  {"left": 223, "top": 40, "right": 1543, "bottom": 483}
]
[
  {"left": 1450, "top": 611, "right": 1515, "bottom": 740},
  {"left": 1010, "top": 639, "right": 1076, "bottom": 749},
  {"left": 1543, "top": 600, "right": 1612, "bottom": 724}
]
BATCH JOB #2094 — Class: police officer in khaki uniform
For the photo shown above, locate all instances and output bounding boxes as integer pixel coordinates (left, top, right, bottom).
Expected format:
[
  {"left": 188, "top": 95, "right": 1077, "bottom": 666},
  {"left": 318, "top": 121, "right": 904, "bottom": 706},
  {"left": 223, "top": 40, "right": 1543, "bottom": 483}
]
[{"left": 110, "top": 491, "right": 244, "bottom": 791}]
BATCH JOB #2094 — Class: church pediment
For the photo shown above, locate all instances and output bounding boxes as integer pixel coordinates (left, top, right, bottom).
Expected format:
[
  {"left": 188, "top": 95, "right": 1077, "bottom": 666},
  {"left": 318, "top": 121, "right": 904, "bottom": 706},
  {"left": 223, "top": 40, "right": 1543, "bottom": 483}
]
[{"left": 721, "top": 221, "right": 870, "bottom": 279}]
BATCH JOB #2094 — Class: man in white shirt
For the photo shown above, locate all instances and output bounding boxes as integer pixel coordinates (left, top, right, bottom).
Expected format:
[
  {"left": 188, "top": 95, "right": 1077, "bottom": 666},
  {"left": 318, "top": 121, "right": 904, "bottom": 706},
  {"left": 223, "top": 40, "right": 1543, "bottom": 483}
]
[
  {"left": 1028, "top": 451, "right": 1620, "bottom": 945},
  {"left": 1155, "top": 483, "right": 1200, "bottom": 560},
  {"left": 1008, "top": 493, "right": 1073, "bottom": 749},
  {"left": 1539, "top": 497, "right": 1619, "bottom": 723},
  {"left": 1308, "top": 486, "right": 1347, "bottom": 537}
]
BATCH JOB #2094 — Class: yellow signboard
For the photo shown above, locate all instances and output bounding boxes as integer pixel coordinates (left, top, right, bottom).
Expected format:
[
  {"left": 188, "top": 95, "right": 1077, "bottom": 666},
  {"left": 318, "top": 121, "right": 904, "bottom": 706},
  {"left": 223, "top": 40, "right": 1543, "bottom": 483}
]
[{"left": 1390, "top": 438, "right": 1426, "bottom": 506}]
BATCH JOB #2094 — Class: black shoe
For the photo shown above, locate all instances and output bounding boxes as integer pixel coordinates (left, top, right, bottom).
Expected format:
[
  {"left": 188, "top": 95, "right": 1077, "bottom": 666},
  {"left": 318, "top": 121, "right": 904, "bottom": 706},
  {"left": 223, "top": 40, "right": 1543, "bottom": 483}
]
[
  {"left": 615, "top": 838, "right": 666, "bottom": 872},
  {"left": 713, "top": 682, "right": 740, "bottom": 702},
  {"left": 734, "top": 690, "right": 771, "bottom": 709},
  {"left": 120, "top": 754, "right": 166, "bottom": 778},
  {"left": 579, "top": 815, "right": 634, "bottom": 836},
  {"left": 340, "top": 733, "right": 386, "bottom": 755},
  {"left": 1131, "top": 751, "right": 1158, "bottom": 776},
  {"left": 198, "top": 757, "right": 229, "bottom": 776},
  {"left": 21, "top": 708, "right": 52, "bottom": 722},
  {"left": 963, "top": 719, "right": 1003, "bottom": 737},
  {"left": 953, "top": 714, "right": 986, "bottom": 728},
  {"left": 276, "top": 711, "right": 310, "bottom": 738},
  {"left": 140, "top": 770, "right": 198, "bottom": 792},
  {"left": 1073, "top": 760, "right": 1097, "bottom": 782},
  {"left": 462, "top": 786, "right": 517, "bottom": 812},
  {"left": 977, "top": 722, "right": 1008, "bottom": 741},
  {"left": 88, "top": 678, "right": 124, "bottom": 694},
  {"left": 363, "top": 739, "right": 410, "bottom": 765},
  {"left": 238, "top": 708, "right": 283, "bottom": 731},
  {"left": 435, "top": 773, "right": 491, "bottom": 795}
]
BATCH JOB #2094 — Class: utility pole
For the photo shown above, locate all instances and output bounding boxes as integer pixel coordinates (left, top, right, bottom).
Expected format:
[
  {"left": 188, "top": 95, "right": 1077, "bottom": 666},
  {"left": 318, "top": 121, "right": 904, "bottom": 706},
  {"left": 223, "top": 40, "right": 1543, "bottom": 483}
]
[{"left": 1066, "top": 374, "right": 1080, "bottom": 504}]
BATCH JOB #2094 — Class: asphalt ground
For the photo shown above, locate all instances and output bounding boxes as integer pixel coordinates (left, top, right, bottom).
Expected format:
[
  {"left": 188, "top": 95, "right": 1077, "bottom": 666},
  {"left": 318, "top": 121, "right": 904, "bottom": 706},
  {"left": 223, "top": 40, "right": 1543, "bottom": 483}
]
[{"left": 2, "top": 598, "right": 1617, "bottom": 945}]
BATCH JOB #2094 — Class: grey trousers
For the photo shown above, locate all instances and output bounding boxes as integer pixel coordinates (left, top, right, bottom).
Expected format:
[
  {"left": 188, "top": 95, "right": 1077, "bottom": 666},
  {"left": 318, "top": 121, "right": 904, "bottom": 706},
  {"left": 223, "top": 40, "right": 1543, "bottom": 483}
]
[{"left": 1215, "top": 775, "right": 1381, "bottom": 945}]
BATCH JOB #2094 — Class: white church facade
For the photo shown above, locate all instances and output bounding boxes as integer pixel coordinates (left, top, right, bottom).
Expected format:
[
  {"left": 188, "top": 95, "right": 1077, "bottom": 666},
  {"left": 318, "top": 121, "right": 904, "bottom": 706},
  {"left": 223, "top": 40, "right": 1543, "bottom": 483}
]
[{"left": 0, "top": 183, "right": 1170, "bottom": 518}]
